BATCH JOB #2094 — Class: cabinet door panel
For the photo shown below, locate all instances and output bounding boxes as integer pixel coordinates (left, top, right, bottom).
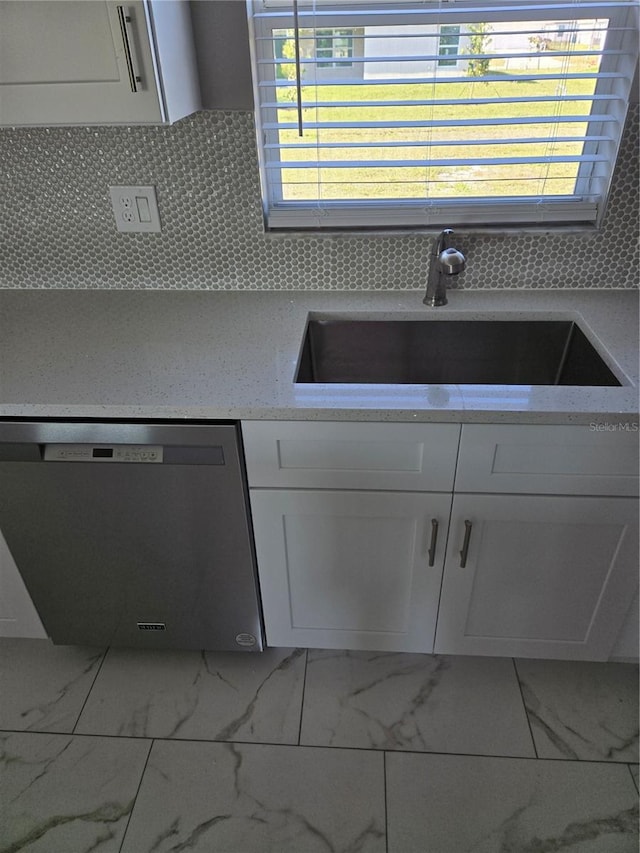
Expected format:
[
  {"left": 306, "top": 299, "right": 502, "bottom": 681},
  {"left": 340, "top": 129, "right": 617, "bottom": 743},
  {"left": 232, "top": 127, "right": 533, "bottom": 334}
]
[
  {"left": 435, "top": 495, "right": 639, "bottom": 660},
  {"left": 251, "top": 489, "right": 451, "bottom": 652},
  {"left": 285, "top": 512, "right": 416, "bottom": 632},
  {"left": 1, "top": 2, "right": 118, "bottom": 84},
  {"left": 0, "top": 1, "right": 163, "bottom": 125}
]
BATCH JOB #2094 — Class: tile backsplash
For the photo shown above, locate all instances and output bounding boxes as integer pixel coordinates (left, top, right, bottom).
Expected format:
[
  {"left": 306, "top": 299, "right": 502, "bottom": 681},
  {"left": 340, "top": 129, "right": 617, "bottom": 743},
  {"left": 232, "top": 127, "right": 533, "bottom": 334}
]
[{"left": 1, "top": 106, "right": 638, "bottom": 291}]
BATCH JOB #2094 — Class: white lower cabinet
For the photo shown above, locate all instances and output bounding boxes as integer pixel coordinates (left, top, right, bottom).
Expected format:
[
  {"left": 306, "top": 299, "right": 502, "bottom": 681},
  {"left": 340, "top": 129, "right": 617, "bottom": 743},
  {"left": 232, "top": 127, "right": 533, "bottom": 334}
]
[
  {"left": 0, "top": 529, "right": 46, "bottom": 639},
  {"left": 250, "top": 489, "right": 451, "bottom": 652},
  {"left": 434, "top": 494, "right": 639, "bottom": 661},
  {"left": 244, "top": 420, "right": 639, "bottom": 660},
  {"left": 611, "top": 589, "right": 640, "bottom": 660}
]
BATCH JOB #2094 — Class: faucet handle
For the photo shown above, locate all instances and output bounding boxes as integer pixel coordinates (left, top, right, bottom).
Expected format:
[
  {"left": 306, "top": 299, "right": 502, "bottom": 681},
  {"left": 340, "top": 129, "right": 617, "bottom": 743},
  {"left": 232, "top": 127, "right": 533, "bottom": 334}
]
[{"left": 439, "top": 246, "right": 466, "bottom": 275}]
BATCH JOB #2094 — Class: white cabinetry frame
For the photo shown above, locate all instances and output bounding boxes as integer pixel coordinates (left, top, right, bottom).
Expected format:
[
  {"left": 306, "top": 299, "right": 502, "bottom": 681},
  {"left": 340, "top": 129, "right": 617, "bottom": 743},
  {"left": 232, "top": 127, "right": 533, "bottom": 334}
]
[
  {"left": 436, "top": 423, "right": 640, "bottom": 661},
  {"left": 0, "top": 0, "right": 200, "bottom": 126},
  {"left": 243, "top": 421, "right": 460, "bottom": 653},
  {"left": 244, "top": 420, "right": 639, "bottom": 662}
]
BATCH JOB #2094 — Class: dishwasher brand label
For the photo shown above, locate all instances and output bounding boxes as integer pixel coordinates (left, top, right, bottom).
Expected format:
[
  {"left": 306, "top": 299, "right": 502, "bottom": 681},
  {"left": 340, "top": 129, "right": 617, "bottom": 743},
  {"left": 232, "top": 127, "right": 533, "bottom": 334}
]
[
  {"left": 137, "top": 622, "right": 166, "bottom": 631},
  {"left": 235, "top": 632, "right": 257, "bottom": 647}
]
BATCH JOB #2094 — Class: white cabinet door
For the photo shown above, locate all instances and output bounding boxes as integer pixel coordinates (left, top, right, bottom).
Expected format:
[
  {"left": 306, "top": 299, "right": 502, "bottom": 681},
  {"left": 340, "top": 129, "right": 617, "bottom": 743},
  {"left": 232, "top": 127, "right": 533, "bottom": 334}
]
[
  {"left": 251, "top": 489, "right": 451, "bottom": 652},
  {"left": 0, "top": 0, "right": 199, "bottom": 126},
  {"left": 0, "top": 529, "right": 46, "bottom": 639},
  {"left": 435, "top": 495, "right": 639, "bottom": 661}
]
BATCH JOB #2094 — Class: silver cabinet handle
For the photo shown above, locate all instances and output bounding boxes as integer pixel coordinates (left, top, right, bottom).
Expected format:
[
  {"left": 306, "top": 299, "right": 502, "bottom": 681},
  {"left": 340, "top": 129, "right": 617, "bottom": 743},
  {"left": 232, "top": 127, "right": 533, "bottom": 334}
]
[
  {"left": 459, "top": 520, "right": 473, "bottom": 567},
  {"left": 427, "top": 518, "right": 439, "bottom": 567},
  {"left": 117, "top": 6, "right": 141, "bottom": 93}
]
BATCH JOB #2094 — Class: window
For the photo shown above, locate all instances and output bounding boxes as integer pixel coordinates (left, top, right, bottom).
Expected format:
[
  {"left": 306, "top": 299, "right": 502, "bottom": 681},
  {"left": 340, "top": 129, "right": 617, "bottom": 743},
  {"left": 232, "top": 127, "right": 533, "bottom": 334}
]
[
  {"left": 248, "top": 1, "right": 638, "bottom": 231},
  {"left": 316, "top": 28, "right": 355, "bottom": 67},
  {"left": 438, "top": 25, "right": 461, "bottom": 66}
]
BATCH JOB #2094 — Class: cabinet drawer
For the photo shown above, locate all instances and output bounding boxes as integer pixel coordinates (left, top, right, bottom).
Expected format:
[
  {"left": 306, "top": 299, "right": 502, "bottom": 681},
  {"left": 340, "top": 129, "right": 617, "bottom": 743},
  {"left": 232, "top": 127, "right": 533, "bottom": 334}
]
[
  {"left": 456, "top": 424, "right": 639, "bottom": 496},
  {"left": 242, "top": 421, "right": 460, "bottom": 491}
]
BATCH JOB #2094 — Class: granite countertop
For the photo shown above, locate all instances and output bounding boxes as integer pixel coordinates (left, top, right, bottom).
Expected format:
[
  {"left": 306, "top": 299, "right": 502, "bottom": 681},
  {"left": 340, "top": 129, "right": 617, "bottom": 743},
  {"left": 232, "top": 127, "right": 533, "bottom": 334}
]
[{"left": 0, "top": 289, "right": 637, "bottom": 424}]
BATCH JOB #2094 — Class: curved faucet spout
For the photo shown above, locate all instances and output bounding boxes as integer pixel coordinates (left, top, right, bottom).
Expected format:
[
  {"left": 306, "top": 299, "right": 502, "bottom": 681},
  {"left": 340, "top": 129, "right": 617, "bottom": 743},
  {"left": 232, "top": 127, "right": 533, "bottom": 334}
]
[{"left": 436, "top": 228, "right": 454, "bottom": 256}]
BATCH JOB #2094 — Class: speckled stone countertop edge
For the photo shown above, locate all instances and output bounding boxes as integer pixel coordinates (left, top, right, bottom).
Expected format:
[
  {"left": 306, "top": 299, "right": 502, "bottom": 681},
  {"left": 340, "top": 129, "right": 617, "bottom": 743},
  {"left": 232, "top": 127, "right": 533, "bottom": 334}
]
[
  {"left": 0, "top": 405, "right": 637, "bottom": 427},
  {"left": 0, "top": 289, "right": 637, "bottom": 426}
]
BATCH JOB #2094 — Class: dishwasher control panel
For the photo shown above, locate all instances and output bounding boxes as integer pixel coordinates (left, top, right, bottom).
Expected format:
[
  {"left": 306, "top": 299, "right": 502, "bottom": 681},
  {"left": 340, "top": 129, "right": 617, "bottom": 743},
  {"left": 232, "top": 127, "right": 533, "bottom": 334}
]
[{"left": 43, "top": 444, "right": 164, "bottom": 463}]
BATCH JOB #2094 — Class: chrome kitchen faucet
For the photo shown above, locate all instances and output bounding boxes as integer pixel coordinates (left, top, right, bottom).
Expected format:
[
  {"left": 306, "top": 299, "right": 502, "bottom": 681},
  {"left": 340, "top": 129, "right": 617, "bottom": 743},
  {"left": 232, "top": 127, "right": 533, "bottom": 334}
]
[{"left": 423, "top": 229, "right": 466, "bottom": 307}]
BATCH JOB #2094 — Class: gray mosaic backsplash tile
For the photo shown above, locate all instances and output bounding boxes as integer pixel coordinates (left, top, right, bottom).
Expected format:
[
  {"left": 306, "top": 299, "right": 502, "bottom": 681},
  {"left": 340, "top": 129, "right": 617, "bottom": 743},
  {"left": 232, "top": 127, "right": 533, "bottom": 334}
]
[{"left": 1, "top": 106, "right": 638, "bottom": 291}]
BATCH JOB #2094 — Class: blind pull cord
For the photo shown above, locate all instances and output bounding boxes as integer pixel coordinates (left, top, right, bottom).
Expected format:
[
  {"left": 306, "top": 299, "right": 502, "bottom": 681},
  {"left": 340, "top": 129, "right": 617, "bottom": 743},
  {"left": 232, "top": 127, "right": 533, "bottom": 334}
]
[{"left": 293, "top": 0, "right": 304, "bottom": 136}]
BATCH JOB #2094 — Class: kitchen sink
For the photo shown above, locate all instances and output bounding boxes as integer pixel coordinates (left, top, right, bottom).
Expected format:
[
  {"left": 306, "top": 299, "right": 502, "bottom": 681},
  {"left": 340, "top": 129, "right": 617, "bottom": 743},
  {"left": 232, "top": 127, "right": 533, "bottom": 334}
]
[{"left": 295, "top": 319, "right": 621, "bottom": 386}]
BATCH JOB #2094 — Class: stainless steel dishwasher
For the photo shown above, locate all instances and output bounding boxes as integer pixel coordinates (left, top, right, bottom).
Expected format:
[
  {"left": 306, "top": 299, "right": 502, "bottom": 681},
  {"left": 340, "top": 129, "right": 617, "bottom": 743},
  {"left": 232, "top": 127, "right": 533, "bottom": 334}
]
[{"left": 0, "top": 421, "right": 264, "bottom": 651}]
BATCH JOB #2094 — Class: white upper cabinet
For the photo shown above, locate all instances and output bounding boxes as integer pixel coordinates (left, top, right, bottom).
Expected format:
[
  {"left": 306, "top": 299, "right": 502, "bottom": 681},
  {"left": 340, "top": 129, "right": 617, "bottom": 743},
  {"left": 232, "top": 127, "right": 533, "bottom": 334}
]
[{"left": 0, "top": 0, "right": 200, "bottom": 126}]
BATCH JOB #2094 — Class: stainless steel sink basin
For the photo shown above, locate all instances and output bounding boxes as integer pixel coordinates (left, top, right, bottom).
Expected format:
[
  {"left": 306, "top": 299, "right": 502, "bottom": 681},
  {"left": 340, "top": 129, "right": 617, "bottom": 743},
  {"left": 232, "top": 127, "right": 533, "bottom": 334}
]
[{"left": 295, "top": 319, "right": 621, "bottom": 386}]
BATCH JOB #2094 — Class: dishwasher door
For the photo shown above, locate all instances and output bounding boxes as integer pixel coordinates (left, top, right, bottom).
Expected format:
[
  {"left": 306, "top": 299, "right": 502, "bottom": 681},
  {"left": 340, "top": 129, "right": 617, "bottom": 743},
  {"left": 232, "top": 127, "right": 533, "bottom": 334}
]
[{"left": 0, "top": 422, "right": 264, "bottom": 651}]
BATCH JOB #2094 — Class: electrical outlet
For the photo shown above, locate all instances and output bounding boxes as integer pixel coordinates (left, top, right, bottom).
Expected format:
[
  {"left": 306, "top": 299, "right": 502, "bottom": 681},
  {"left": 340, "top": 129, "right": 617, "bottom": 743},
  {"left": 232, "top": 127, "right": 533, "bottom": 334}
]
[{"left": 109, "top": 186, "right": 161, "bottom": 233}]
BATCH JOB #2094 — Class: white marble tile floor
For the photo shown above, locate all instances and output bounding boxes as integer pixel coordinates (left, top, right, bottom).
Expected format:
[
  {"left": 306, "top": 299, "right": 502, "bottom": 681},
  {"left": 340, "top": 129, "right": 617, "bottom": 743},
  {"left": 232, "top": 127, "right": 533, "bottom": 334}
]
[
  {"left": 299, "top": 650, "right": 535, "bottom": 756},
  {"left": 0, "top": 638, "right": 104, "bottom": 733},
  {"left": 74, "top": 646, "right": 306, "bottom": 743},
  {"left": 386, "top": 753, "right": 638, "bottom": 853},
  {"left": 1, "top": 639, "right": 638, "bottom": 853},
  {"left": 514, "top": 658, "right": 639, "bottom": 763}
]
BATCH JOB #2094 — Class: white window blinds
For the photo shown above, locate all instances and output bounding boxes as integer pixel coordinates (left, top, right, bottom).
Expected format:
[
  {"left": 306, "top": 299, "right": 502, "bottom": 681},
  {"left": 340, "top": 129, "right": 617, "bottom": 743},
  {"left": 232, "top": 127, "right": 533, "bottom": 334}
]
[{"left": 247, "top": 0, "right": 638, "bottom": 231}]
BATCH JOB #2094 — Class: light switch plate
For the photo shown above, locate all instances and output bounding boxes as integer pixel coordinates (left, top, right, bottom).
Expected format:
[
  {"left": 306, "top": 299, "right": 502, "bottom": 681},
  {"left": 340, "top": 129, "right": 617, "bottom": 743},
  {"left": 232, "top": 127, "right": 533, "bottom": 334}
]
[{"left": 109, "top": 186, "right": 161, "bottom": 233}]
